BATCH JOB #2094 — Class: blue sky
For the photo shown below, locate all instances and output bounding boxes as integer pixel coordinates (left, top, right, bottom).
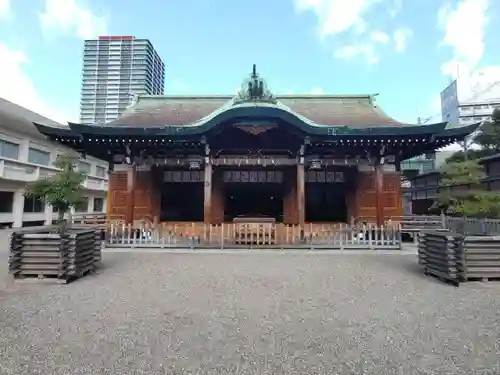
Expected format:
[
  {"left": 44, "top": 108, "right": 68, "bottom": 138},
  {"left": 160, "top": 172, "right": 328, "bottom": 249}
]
[{"left": 0, "top": 0, "right": 498, "bottom": 124}]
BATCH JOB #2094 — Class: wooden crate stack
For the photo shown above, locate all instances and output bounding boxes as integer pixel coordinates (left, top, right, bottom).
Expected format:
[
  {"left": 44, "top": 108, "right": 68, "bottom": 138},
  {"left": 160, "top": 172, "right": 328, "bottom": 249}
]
[
  {"left": 418, "top": 232, "right": 500, "bottom": 284},
  {"left": 9, "top": 227, "right": 102, "bottom": 283},
  {"left": 417, "top": 232, "right": 427, "bottom": 266},
  {"left": 419, "top": 231, "right": 462, "bottom": 285},
  {"left": 457, "top": 236, "right": 500, "bottom": 281}
]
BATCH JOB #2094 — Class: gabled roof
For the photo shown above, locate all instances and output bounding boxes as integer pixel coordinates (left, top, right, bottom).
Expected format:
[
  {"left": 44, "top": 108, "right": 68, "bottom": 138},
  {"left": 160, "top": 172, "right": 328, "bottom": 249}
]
[
  {"left": 0, "top": 97, "right": 67, "bottom": 140},
  {"left": 31, "top": 64, "right": 480, "bottom": 151},
  {"left": 102, "top": 93, "right": 403, "bottom": 128}
]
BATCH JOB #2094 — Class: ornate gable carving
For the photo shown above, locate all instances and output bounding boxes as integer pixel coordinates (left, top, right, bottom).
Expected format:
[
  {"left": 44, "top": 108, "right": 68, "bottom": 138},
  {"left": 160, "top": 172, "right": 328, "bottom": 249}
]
[{"left": 233, "top": 64, "right": 277, "bottom": 104}]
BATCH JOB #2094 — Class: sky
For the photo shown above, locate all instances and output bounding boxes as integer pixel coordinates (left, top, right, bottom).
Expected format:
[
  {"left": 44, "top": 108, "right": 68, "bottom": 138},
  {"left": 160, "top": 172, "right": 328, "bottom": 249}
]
[{"left": 0, "top": 0, "right": 499, "bottom": 125}]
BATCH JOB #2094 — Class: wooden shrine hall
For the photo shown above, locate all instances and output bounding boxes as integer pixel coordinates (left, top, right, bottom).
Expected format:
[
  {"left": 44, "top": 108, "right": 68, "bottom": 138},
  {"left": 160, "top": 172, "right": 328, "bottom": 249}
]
[{"left": 34, "top": 65, "right": 477, "bottom": 227}]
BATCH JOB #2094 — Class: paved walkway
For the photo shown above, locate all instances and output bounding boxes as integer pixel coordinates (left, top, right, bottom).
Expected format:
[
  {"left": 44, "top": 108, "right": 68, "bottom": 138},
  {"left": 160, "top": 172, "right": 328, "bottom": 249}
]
[{"left": 1, "top": 246, "right": 500, "bottom": 374}]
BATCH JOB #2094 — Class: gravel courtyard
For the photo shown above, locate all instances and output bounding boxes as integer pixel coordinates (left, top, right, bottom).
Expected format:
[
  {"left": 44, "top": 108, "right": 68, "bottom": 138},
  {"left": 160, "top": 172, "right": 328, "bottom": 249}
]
[{"left": 1, "top": 244, "right": 500, "bottom": 374}]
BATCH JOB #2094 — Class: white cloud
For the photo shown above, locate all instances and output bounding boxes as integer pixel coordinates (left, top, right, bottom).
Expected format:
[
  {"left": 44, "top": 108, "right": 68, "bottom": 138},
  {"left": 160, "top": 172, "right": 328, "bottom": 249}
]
[
  {"left": 295, "top": 0, "right": 409, "bottom": 63},
  {"left": 435, "top": 0, "right": 500, "bottom": 110},
  {"left": 438, "top": 0, "right": 489, "bottom": 78},
  {"left": 0, "top": 42, "right": 75, "bottom": 123},
  {"left": 393, "top": 28, "right": 412, "bottom": 52},
  {"left": 294, "top": 0, "right": 385, "bottom": 37},
  {"left": 456, "top": 66, "right": 500, "bottom": 102},
  {"left": 0, "top": 0, "right": 9, "bottom": 18},
  {"left": 371, "top": 30, "right": 389, "bottom": 43},
  {"left": 39, "top": 0, "right": 108, "bottom": 39},
  {"left": 334, "top": 44, "right": 378, "bottom": 64}
]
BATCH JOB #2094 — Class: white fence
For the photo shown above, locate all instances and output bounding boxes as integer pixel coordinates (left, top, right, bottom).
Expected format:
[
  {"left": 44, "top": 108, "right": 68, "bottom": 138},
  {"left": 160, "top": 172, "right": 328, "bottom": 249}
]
[{"left": 107, "top": 222, "right": 402, "bottom": 250}]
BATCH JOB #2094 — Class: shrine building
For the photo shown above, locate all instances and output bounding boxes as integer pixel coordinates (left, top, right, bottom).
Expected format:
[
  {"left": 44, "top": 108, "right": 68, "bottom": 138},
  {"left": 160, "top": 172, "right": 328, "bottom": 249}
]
[{"left": 34, "top": 66, "right": 477, "bottom": 226}]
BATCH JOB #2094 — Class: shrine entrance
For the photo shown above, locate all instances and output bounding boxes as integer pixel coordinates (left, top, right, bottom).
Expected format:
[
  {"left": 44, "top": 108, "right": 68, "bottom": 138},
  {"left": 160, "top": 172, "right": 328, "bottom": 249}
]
[
  {"left": 305, "top": 170, "right": 349, "bottom": 223},
  {"left": 221, "top": 169, "right": 285, "bottom": 222}
]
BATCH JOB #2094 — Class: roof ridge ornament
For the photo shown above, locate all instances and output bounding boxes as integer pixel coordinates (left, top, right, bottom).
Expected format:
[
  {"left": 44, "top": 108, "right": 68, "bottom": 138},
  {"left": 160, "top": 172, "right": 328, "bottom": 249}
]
[{"left": 233, "top": 64, "right": 277, "bottom": 104}]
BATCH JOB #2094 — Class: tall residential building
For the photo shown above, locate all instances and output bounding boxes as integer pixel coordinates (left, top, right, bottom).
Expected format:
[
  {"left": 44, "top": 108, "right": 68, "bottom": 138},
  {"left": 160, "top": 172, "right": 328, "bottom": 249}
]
[
  {"left": 80, "top": 36, "right": 165, "bottom": 124},
  {"left": 441, "top": 71, "right": 500, "bottom": 125}
]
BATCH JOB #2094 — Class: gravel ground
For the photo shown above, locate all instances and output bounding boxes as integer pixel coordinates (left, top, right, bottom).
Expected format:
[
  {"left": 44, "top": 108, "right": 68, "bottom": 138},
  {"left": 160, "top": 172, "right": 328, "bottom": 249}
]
[{"left": 1, "top": 238, "right": 500, "bottom": 374}]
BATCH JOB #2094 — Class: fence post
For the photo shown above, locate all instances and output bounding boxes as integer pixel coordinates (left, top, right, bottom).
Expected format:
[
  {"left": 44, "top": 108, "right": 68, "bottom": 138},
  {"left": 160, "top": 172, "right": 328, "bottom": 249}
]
[
  {"left": 480, "top": 218, "right": 486, "bottom": 235},
  {"left": 440, "top": 212, "right": 446, "bottom": 230},
  {"left": 221, "top": 224, "right": 224, "bottom": 250}
]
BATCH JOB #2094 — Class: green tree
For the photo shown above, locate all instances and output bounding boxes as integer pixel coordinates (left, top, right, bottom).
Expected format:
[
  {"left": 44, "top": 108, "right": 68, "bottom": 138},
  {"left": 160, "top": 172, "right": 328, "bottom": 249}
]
[
  {"left": 24, "top": 154, "right": 86, "bottom": 231},
  {"left": 444, "top": 148, "right": 492, "bottom": 163},
  {"left": 433, "top": 159, "right": 500, "bottom": 218},
  {"left": 474, "top": 107, "right": 500, "bottom": 151}
]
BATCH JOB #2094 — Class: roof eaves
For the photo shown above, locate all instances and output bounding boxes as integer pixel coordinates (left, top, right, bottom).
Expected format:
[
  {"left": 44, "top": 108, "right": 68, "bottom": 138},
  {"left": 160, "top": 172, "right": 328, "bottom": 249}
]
[{"left": 34, "top": 122, "right": 78, "bottom": 137}]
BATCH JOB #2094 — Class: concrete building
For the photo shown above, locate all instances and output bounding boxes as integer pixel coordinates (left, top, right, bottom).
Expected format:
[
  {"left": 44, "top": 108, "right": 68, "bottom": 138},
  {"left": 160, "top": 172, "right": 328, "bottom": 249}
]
[
  {"left": 441, "top": 73, "right": 500, "bottom": 125},
  {"left": 401, "top": 153, "right": 436, "bottom": 176},
  {"left": 400, "top": 150, "right": 456, "bottom": 177},
  {"left": 0, "top": 98, "right": 108, "bottom": 228},
  {"left": 80, "top": 36, "right": 165, "bottom": 124}
]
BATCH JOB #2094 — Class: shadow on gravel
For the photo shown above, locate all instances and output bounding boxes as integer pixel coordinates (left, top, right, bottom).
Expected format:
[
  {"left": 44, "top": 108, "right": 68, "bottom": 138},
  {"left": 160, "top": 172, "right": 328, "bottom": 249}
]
[{"left": 400, "top": 261, "right": 427, "bottom": 279}]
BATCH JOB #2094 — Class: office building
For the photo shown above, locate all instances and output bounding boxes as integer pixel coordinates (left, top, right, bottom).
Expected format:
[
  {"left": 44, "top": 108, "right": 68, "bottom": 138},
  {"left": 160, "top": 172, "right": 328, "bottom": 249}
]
[
  {"left": 441, "top": 71, "right": 500, "bottom": 125},
  {"left": 0, "top": 98, "right": 108, "bottom": 228},
  {"left": 80, "top": 36, "right": 165, "bottom": 124}
]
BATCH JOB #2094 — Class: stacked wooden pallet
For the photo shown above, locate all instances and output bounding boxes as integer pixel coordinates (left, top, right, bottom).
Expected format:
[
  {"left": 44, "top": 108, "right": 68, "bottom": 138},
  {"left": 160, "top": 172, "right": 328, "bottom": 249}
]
[
  {"left": 417, "top": 232, "right": 427, "bottom": 266},
  {"left": 458, "top": 236, "right": 500, "bottom": 281},
  {"left": 421, "top": 231, "right": 462, "bottom": 285},
  {"left": 418, "top": 232, "right": 500, "bottom": 285},
  {"left": 9, "top": 227, "right": 102, "bottom": 284}
]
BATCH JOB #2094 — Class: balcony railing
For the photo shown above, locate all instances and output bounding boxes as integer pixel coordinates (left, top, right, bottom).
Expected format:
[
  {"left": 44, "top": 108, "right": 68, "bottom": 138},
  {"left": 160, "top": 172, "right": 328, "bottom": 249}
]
[{"left": 0, "top": 158, "right": 108, "bottom": 191}]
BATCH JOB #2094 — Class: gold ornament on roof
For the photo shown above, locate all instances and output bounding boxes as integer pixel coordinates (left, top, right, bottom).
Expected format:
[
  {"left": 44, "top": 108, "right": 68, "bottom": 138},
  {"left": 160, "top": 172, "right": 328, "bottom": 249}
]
[{"left": 234, "top": 64, "right": 277, "bottom": 104}]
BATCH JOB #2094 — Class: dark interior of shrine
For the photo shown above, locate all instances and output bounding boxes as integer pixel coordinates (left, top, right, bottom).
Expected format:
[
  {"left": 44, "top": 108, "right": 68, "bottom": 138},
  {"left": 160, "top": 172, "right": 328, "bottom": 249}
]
[
  {"left": 158, "top": 169, "right": 349, "bottom": 223},
  {"left": 160, "top": 183, "right": 204, "bottom": 221},
  {"left": 224, "top": 183, "right": 284, "bottom": 221},
  {"left": 305, "top": 183, "right": 348, "bottom": 223}
]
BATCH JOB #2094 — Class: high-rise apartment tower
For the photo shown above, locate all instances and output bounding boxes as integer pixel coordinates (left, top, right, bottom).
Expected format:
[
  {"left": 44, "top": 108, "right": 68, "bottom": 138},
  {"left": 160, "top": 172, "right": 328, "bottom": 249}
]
[{"left": 80, "top": 36, "right": 165, "bottom": 124}]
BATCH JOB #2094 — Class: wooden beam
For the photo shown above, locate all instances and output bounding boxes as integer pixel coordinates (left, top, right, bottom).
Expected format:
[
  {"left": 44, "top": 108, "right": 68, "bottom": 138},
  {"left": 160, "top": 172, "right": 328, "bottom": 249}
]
[
  {"left": 374, "top": 161, "right": 384, "bottom": 226},
  {"left": 297, "top": 162, "right": 305, "bottom": 226}
]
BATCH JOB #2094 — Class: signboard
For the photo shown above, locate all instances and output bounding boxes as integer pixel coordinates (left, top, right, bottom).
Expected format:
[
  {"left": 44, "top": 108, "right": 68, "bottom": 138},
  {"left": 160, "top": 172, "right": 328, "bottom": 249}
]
[
  {"left": 212, "top": 157, "right": 295, "bottom": 166},
  {"left": 222, "top": 170, "right": 284, "bottom": 183},
  {"left": 305, "top": 171, "right": 345, "bottom": 183},
  {"left": 163, "top": 170, "right": 204, "bottom": 183}
]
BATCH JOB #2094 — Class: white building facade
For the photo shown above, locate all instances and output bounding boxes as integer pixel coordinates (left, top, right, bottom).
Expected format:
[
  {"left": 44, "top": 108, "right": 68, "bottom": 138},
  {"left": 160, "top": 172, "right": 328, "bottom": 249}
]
[
  {"left": 441, "top": 74, "right": 500, "bottom": 125},
  {"left": 0, "top": 99, "right": 108, "bottom": 228}
]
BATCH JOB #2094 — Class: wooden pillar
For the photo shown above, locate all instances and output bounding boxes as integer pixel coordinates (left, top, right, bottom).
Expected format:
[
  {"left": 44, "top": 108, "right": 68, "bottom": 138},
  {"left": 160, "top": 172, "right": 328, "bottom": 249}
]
[
  {"left": 106, "top": 161, "right": 113, "bottom": 219},
  {"left": 204, "top": 153, "right": 212, "bottom": 224},
  {"left": 125, "top": 164, "right": 136, "bottom": 224},
  {"left": 297, "top": 146, "right": 305, "bottom": 226},
  {"left": 374, "top": 160, "right": 384, "bottom": 226}
]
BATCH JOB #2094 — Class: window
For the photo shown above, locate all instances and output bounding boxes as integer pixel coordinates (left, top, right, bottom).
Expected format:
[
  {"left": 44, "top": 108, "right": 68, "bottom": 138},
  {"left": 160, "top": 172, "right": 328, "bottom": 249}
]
[
  {"left": 0, "top": 191, "right": 14, "bottom": 212},
  {"left": 23, "top": 197, "right": 44, "bottom": 213},
  {"left": 75, "top": 198, "right": 89, "bottom": 213},
  {"left": 96, "top": 166, "right": 106, "bottom": 178},
  {"left": 0, "top": 139, "right": 19, "bottom": 159},
  {"left": 93, "top": 198, "right": 104, "bottom": 212},
  {"left": 78, "top": 162, "right": 91, "bottom": 175},
  {"left": 28, "top": 147, "right": 50, "bottom": 166}
]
